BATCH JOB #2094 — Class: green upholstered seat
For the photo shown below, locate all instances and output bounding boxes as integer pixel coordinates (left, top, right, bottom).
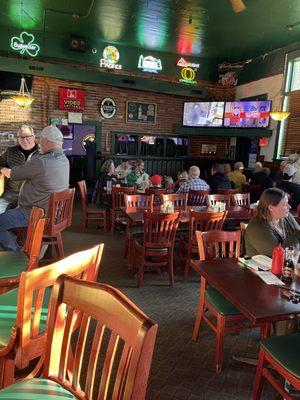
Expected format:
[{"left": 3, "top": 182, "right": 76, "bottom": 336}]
[
  {"left": 135, "top": 238, "right": 168, "bottom": 252},
  {"left": 0, "top": 378, "right": 76, "bottom": 399},
  {"left": 0, "top": 287, "right": 50, "bottom": 348},
  {"left": 261, "top": 333, "right": 300, "bottom": 379},
  {"left": 128, "top": 226, "right": 144, "bottom": 237},
  {"left": 205, "top": 286, "right": 241, "bottom": 316},
  {"left": 87, "top": 203, "right": 109, "bottom": 211},
  {"left": 0, "top": 252, "right": 28, "bottom": 279}
]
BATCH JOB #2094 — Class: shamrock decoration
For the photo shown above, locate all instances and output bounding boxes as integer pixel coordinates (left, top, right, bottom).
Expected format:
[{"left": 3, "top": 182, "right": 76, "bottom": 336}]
[{"left": 10, "top": 31, "right": 40, "bottom": 57}]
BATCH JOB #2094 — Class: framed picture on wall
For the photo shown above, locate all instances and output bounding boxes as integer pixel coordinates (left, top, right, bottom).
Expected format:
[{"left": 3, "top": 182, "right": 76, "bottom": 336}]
[{"left": 126, "top": 101, "right": 156, "bottom": 124}]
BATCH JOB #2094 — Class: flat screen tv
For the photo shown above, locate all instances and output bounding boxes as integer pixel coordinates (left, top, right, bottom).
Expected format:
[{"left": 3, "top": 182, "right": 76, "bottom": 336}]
[
  {"left": 183, "top": 101, "right": 225, "bottom": 127},
  {"left": 224, "top": 101, "right": 271, "bottom": 128}
]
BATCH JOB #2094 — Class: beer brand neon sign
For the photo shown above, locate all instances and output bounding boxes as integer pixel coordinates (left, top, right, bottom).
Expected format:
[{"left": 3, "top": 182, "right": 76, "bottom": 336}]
[
  {"left": 99, "top": 45, "right": 122, "bottom": 70},
  {"left": 177, "top": 58, "right": 199, "bottom": 85},
  {"left": 10, "top": 32, "right": 40, "bottom": 57},
  {"left": 138, "top": 55, "right": 162, "bottom": 73}
]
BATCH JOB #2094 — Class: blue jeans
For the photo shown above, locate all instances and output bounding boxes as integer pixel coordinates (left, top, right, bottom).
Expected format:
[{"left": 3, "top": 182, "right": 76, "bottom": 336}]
[{"left": 0, "top": 208, "right": 29, "bottom": 251}]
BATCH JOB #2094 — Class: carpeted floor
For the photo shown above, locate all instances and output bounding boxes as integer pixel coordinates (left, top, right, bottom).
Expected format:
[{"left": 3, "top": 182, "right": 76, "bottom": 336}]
[{"left": 62, "top": 204, "right": 281, "bottom": 399}]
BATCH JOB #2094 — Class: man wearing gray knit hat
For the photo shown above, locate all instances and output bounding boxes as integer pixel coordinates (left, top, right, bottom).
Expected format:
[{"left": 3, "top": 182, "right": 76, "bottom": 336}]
[{"left": 0, "top": 125, "right": 69, "bottom": 251}]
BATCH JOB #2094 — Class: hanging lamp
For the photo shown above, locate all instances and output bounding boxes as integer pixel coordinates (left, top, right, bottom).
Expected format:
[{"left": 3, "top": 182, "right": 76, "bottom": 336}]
[{"left": 11, "top": 76, "right": 34, "bottom": 107}]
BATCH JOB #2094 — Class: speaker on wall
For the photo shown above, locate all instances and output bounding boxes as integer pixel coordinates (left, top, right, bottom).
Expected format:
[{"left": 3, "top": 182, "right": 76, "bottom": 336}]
[{"left": 69, "top": 35, "right": 86, "bottom": 52}]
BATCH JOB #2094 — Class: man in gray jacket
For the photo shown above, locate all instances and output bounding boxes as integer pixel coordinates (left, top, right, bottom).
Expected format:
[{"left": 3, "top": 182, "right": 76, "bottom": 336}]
[{"left": 0, "top": 125, "right": 69, "bottom": 250}]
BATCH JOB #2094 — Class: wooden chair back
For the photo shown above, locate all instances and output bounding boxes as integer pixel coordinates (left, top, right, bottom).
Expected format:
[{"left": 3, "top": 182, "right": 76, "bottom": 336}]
[
  {"left": 188, "top": 210, "right": 227, "bottom": 244},
  {"left": 44, "top": 276, "right": 158, "bottom": 400},
  {"left": 143, "top": 211, "right": 179, "bottom": 250},
  {"left": 15, "top": 245, "right": 104, "bottom": 371},
  {"left": 112, "top": 186, "right": 135, "bottom": 210},
  {"left": 124, "top": 194, "right": 154, "bottom": 212},
  {"left": 244, "top": 183, "right": 261, "bottom": 203},
  {"left": 44, "top": 189, "right": 75, "bottom": 236},
  {"left": 232, "top": 193, "right": 250, "bottom": 206},
  {"left": 145, "top": 188, "right": 166, "bottom": 206},
  {"left": 77, "top": 180, "right": 88, "bottom": 214},
  {"left": 206, "top": 194, "right": 231, "bottom": 209},
  {"left": 217, "top": 188, "right": 239, "bottom": 195},
  {"left": 196, "top": 230, "right": 241, "bottom": 260},
  {"left": 162, "top": 194, "right": 188, "bottom": 210},
  {"left": 188, "top": 189, "right": 210, "bottom": 206},
  {"left": 22, "top": 207, "right": 45, "bottom": 271}
]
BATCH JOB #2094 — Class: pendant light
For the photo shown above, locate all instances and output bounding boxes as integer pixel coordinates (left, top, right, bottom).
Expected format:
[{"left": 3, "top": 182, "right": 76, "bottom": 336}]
[{"left": 11, "top": 76, "right": 34, "bottom": 107}]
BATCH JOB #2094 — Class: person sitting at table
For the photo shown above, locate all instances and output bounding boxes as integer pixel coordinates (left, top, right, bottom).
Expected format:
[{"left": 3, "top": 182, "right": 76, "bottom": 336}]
[
  {"left": 173, "top": 170, "right": 188, "bottom": 192},
  {"left": 277, "top": 163, "right": 300, "bottom": 210},
  {"left": 92, "top": 159, "right": 117, "bottom": 205},
  {"left": 245, "top": 188, "right": 300, "bottom": 257},
  {"left": 150, "top": 174, "right": 162, "bottom": 188},
  {"left": 209, "top": 163, "right": 232, "bottom": 194},
  {"left": 176, "top": 166, "right": 209, "bottom": 194},
  {"left": 223, "top": 163, "right": 232, "bottom": 175},
  {"left": 115, "top": 159, "right": 131, "bottom": 184},
  {"left": 228, "top": 162, "right": 247, "bottom": 191},
  {"left": 127, "top": 159, "right": 150, "bottom": 193},
  {"left": 250, "top": 167, "right": 274, "bottom": 202}
]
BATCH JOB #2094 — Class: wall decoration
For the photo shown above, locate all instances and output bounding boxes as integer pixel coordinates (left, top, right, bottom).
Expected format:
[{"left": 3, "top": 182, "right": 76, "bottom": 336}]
[
  {"left": 100, "top": 98, "right": 116, "bottom": 119},
  {"left": 137, "top": 55, "right": 162, "bottom": 73},
  {"left": 99, "top": 46, "right": 122, "bottom": 69},
  {"left": 201, "top": 144, "right": 217, "bottom": 155},
  {"left": 177, "top": 58, "right": 199, "bottom": 85},
  {"left": 68, "top": 112, "right": 83, "bottom": 124},
  {"left": 126, "top": 102, "right": 156, "bottom": 124},
  {"left": 59, "top": 87, "right": 85, "bottom": 111},
  {"left": 10, "top": 31, "right": 40, "bottom": 57}
]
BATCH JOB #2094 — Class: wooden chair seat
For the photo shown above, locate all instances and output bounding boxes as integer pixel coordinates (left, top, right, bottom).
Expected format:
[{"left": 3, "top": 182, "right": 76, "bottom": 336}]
[
  {"left": 205, "top": 286, "right": 241, "bottom": 316},
  {"left": 135, "top": 238, "right": 169, "bottom": 252},
  {"left": 0, "top": 379, "right": 77, "bottom": 399},
  {"left": 253, "top": 332, "right": 300, "bottom": 399}
]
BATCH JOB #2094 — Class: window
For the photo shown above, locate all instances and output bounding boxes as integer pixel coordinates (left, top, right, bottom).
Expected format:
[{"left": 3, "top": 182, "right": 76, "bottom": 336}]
[{"left": 276, "top": 53, "right": 300, "bottom": 158}]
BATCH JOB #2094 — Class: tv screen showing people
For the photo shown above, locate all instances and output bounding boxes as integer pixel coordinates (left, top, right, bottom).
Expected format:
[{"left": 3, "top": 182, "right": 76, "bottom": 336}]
[
  {"left": 223, "top": 101, "right": 271, "bottom": 128},
  {"left": 183, "top": 102, "right": 225, "bottom": 127}
]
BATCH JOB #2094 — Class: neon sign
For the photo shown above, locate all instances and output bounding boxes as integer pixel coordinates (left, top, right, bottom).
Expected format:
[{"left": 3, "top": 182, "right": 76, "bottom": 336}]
[
  {"left": 177, "top": 58, "right": 199, "bottom": 85},
  {"left": 10, "top": 32, "right": 40, "bottom": 57},
  {"left": 99, "top": 45, "right": 122, "bottom": 69},
  {"left": 138, "top": 55, "right": 162, "bottom": 73}
]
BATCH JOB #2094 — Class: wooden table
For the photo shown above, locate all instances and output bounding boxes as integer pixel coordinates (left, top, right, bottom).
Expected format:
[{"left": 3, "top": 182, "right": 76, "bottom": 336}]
[
  {"left": 191, "top": 259, "right": 300, "bottom": 334},
  {"left": 122, "top": 206, "right": 252, "bottom": 225}
]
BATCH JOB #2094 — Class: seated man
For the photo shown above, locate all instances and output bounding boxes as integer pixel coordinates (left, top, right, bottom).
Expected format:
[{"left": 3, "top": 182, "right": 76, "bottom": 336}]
[
  {"left": 277, "top": 163, "right": 300, "bottom": 210},
  {"left": 0, "top": 124, "right": 38, "bottom": 213},
  {"left": 0, "top": 125, "right": 70, "bottom": 251},
  {"left": 228, "top": 162, "right": 247, "bottom": 191},
  {"left": 177, "top": 166, "right": 209, "bottom": 194},
  {"left": 209, "top": 163, "right": 232, "bottom": 194}
]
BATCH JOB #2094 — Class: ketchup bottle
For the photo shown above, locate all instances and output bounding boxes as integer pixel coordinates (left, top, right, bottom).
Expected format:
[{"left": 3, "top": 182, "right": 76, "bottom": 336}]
[{"left": 271, "top": 244, "right": 284, "bottom": 276}]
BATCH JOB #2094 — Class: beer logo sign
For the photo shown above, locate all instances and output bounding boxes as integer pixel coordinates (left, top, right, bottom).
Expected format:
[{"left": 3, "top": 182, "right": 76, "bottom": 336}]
[
  {"left": 177, "top": 57, "right": 199, "bottom": 85},
  {"left": 10, "top": 31, "right": 40, "bottom": 57},
  {"left": 100, "top": 46, "right": 122, "bottom": 70},
  {"left": 99, "top": 98, "right": 116, "bottom": 119}
]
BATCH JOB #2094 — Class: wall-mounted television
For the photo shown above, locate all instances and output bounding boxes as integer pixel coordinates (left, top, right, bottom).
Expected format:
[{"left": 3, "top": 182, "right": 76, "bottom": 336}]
[
  {"left": 183, "top": 101, "right": 225, "bottom": 127},
  {"left": 224, "top": 101, "right": 271, "bottom": 128}
]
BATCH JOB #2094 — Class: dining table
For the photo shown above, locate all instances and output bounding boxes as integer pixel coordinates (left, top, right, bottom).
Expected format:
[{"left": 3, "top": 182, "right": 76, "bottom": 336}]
[{"left": 121, "top": 205, "right": 252, "bottom": 225}]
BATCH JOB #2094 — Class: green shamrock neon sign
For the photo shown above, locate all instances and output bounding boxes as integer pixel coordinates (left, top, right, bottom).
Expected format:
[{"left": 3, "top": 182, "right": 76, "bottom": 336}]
[{"left": 10, "top": 31, "right": 40, "bottom": 57}]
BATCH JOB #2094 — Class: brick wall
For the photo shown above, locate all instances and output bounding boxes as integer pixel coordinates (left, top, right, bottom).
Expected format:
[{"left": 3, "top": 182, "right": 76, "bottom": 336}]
[{"left": 0, "top": 75, "right": 235, "bottom": 156}]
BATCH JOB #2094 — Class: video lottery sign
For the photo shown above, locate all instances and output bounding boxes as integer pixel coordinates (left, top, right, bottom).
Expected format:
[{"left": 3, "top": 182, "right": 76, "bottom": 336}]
[{"left": 59, "top": 87, "right": 85, "bottom": 111}]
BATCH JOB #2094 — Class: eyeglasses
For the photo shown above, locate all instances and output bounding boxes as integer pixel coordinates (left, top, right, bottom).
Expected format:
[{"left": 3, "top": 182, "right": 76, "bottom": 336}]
[{"left": 18, "top": 135, "right": 34, "bottom": 140}]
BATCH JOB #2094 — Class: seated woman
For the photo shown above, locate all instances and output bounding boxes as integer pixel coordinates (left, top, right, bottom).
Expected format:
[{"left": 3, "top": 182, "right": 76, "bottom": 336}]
[
  {"left": 92, "top": 159, "right": 117, "bottom": 206},
  {"left": 127, "top": 159, "right": 150, "bottom": 193},
  {"left": 245, "top": 188, "right": 300, "bottom": 257}
]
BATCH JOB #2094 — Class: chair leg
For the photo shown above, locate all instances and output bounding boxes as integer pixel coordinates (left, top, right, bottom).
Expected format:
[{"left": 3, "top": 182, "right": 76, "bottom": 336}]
[
  {"left": 168, "top": 250, "right": 174, "bottom": 286},
  {"left": 184, "top": 253, "right": 191, "bottom": 281},
  {"left": 252, "top": 347, "right": 266, "bottom": 400},
  {"left": 82, "top": 215, "right": 87, "bottom": 233},
  {"left": 138, "top": 260, "right": 145, "bottom": 288},
  {"left": 192, "top": 278, "right": 206, "bottom": 341},
  {"left": 54, "top": 233, "right": 65, "bottom": 259},
  {"left": 215, "top": 315, "right": 225, "bottom": 373},
  {"left": 0, "top": 357, "right": 15, "bottom": 389},
  {"left": 103, "top": 212, "right": 107, "bottom": 233},
  {"left": 111, "top": 212, "right": 115, "bottom": 234}
]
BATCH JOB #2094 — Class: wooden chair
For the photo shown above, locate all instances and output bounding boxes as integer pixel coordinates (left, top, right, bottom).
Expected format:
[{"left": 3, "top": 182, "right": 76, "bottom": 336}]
[
  {"left": 253, "top": 333, "right": 300, "bottom": 400},
  {"left": 240, "top": 221, "right": 248, "bottom": 256},
  {"left": 111, "top": 186, "right": 135, "bottom": 234},
  {"left": 133, "top": 211, "right": 179, "bottom": 287},
  {"left": 0, "top": 207, "right": 45, "bottom": 294},
  {"left": 217, "top": 188, "right": 239, "bottom": 195},
  {"left": 244, "top": 183, "right": 261, "bottom": 203},
  {"left": 145, "top": 187, "right": 166, "bottom": 206},
  {"left": 42, "top": 188, "right": 75, "bottom": 260},
  {"left": 232, "top": 193, "right": 250, "bottom": 206},
  {"left": 77, "top": 180, "right": 109, "bottom": 232},
  {"left": 0, "top": 244, "right": 103, "bottom": 389},
  {"left": 206, "top": 194, "right": 231, "bottom": 209},
  {"left": 182, "top": 211, "right": 227, "bottom": 280},
  {"left": 188, "top": 189, "right": 210, "bottom": 206},
  {"left": 193, "top": 230, "right": 262, "bottom": 373},
  {"left": 0, "top": 274, "right": 157, "bottom": 400},
  {"left": 162, "top": 193, "right": 188, "bottom": 210}
]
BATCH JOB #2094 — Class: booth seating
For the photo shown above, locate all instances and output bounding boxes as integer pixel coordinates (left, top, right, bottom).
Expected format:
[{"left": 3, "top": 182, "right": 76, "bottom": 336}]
[
  {"left": 0, "top": 245, "right": 103, "bottom": 389},
  {"left": 0, "top": 274, "right": 157, "bottom": 400},
  {"left": 0, "top": 207, "right": 45, "bottom": 294}
]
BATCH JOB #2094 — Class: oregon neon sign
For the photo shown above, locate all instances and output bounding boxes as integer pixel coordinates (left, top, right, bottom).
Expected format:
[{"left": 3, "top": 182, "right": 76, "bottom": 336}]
[
  {"left": 10, "top": 32, "right": 40, "bottom": 57},
  {"left": 177, "top": 57, "right": 199, "bottom": 85}
]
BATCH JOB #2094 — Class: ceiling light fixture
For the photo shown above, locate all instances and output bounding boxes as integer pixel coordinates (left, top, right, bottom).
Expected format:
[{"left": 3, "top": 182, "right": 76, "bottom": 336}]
[
  {"left": 11, "top": 76, "right": 34, "bottom": 107},
  {"left": 230, "top": 0, "right": 246, "bottom": 13},
  {"left": 269, "top": 111, "right": 290, "bottom": 122}
]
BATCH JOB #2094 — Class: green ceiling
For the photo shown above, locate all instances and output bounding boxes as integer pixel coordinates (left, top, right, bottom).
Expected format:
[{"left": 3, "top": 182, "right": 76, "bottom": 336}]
[{"left": 1, "top": 0, "right": 300, "bottom": 61}]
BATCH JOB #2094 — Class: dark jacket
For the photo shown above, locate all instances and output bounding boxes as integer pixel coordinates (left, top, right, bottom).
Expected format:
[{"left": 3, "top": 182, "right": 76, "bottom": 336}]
[
  {"left": 245, "top": 213, "right": 299, "bottom": 257},
  {"left": 0, "top": 144, "right": 38, "bottom": 193},
  {"left": 277, "top": 180, "right": 300, "bottom": 211},
  {"left": 209, "top": 172, "right": 232, "bottom": 194},
  {"left": 250, "top": 171, "right": 274, "bottom": 201}
]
